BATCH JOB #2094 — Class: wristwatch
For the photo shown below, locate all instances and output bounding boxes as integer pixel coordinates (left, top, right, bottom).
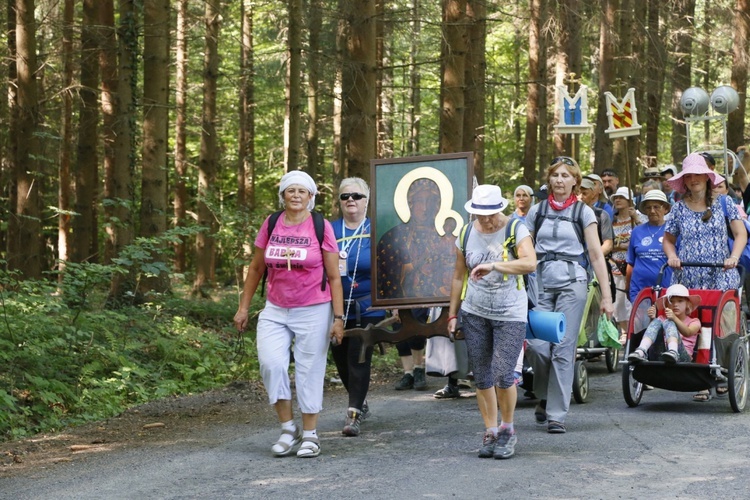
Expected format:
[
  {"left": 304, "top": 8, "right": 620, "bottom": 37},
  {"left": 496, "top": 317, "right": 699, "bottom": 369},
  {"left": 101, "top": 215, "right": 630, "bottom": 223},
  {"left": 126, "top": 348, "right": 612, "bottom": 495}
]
[{"left": 333, "top": 315, "right": 345, "bottom": 321}]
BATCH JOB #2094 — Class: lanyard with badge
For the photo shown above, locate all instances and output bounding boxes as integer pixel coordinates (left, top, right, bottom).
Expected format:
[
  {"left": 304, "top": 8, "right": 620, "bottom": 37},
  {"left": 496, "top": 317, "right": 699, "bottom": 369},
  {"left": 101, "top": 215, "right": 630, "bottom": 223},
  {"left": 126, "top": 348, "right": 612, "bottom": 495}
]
[{"left": 338, "top": 219, "right": 367, "bottom": 280}]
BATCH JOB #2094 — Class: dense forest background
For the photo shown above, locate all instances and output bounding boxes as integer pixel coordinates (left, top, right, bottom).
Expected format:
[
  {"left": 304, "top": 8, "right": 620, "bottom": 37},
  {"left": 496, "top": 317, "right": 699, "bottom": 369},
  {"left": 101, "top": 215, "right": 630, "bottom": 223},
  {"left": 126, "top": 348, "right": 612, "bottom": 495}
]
[
  {"left": 2, "top": 0, "right": 750, "bottom": 438},
  {"left": 3, "top": 0, "right": 750, "bottom": 288}
]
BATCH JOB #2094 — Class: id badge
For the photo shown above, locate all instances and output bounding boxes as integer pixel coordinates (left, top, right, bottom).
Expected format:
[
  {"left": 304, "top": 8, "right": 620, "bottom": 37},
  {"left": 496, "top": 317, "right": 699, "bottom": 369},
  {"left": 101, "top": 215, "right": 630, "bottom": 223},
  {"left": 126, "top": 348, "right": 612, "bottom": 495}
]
[{"left": 338, "top": 257, "right": 348, "bottom": 276}]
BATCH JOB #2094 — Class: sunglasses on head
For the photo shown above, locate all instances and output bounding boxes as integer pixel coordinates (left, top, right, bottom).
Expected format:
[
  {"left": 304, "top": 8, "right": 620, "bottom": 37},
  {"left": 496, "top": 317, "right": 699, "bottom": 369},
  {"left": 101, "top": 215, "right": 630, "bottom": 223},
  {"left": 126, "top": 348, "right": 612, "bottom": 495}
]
[
  {"left": 550, "top": 156, "right": 576, "bottom": 167},
  {"left": 339, "top": 192, "right": 367, "bottom": 201}
]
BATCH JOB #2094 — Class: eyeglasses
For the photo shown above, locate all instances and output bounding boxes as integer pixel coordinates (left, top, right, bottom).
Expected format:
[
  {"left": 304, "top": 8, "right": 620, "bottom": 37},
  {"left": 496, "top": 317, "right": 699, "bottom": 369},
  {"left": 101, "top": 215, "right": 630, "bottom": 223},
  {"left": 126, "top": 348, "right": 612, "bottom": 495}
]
[
  {"left": 550, "top": 156, "right": 576, "bottom": 167},
  {"left": 339, "top": 192, "right": 367, "bottom": 201}
]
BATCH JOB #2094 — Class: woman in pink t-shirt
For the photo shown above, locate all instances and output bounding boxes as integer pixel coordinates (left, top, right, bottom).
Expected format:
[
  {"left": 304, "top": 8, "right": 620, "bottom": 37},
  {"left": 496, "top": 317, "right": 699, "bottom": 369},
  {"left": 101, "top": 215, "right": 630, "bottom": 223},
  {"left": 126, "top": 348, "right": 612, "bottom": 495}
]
[{"left": 234, "top": 170, "right": 344, "bottom": 459}]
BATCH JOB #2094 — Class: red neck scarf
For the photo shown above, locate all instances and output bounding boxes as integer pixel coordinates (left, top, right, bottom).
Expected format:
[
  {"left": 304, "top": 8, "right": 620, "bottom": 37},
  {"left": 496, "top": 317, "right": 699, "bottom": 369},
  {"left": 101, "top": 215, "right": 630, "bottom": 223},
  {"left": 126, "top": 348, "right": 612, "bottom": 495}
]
[{"left": 548, "top": 193, "right": 578, "bottom": 211}]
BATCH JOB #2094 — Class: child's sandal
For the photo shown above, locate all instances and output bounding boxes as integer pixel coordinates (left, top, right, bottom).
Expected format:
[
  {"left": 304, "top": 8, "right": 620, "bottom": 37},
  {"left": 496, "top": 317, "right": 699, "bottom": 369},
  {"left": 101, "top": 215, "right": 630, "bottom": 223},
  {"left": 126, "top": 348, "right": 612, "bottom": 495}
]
[
  {"left": 627, "top": 348, "right": 647, "bottom": 364},
  {"left": 660, "top": 349, "right": 679, "bottom": 364}
]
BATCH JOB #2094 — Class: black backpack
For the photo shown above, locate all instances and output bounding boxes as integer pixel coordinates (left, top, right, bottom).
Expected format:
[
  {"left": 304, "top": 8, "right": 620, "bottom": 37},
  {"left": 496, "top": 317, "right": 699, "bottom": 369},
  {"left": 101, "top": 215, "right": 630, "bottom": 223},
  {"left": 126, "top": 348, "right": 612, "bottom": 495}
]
[{"left": 260, "top": 210, "right": 326, "bottom": 296}]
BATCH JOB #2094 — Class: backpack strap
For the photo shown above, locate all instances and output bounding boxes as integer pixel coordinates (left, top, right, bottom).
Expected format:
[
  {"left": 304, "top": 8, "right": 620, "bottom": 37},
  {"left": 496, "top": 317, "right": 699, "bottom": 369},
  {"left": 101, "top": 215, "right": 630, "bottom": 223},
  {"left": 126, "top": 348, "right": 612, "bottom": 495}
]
[
  {"left": 502, "top": 218, "right": 523, "bottom": 290},
  {"left": 311, "top": 211, "right": 327, "bottom": 292},
  {"left": 261, "top": 210, "right": 327, "bottom": 296},
  {"left": 458, "top": 222, "right": 473, "bottom": 300},
  {"left": 260, "top": 211, "right": 284, "bottom": 297},
  {"left": 534, "top": 201, "right": 588, "bottom": 290}
]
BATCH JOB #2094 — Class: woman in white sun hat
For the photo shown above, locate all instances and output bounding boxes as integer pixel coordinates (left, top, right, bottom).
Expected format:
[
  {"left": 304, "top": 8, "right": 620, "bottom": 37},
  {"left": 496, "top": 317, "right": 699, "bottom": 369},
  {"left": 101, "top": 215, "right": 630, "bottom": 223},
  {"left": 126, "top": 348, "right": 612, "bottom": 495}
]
[{"left": 446, "top": 184, "right": 536, "bottom": 459}]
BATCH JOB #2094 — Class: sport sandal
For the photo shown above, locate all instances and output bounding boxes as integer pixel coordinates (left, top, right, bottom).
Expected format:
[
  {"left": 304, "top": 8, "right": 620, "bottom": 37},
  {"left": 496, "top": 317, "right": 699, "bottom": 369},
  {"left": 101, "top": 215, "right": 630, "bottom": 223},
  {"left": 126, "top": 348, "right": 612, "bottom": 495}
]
[
  {"left": 296, "top": 436, "right": 321, "bottom": 458},
  {"left": 627, "top": 348, "right": 647, "bottom": 364},
  {"left": 660, "top": 349, "right": 679, "bottom": 364},
  {"left": 271, "top": 427, "right": 301, "bottom": 457}
]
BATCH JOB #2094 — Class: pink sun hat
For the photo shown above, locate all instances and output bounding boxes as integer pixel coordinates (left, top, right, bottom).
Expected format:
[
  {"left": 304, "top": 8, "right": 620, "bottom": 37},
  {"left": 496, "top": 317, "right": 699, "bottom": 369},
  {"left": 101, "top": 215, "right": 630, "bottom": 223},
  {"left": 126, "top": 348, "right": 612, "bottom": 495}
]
[{"left": 666, "top": 152, "right": 723, "bottom": 194}]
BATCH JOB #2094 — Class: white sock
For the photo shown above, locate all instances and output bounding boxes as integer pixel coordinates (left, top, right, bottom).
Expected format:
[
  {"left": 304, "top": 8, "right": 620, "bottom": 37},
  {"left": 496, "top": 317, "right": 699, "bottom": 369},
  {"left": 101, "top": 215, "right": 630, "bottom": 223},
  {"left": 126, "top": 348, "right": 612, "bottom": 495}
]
[
  {"left": 271, "top": 420, "right": 298, "bottom": 452},
  {"left": 303, "top": 429, "right": 317, "bottom": 439},
  {"left": 488, "top": 426, "right": 498, "bottom": 436}
]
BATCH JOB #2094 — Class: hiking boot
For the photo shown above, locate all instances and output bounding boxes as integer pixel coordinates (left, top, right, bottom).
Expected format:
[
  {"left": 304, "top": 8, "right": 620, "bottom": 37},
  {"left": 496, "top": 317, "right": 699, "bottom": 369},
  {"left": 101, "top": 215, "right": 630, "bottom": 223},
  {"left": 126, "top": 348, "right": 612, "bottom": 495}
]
[
  {"left": 493, "top": 429, "right": 517, "bottom": 459},
  {"left": 413, "top": 367, "right": 427, "bottom": 390},
  {"left": 395, "top": 373, "right": 414, "bottom": 391},
  {"left": 433, "top": 383, "right": 460, "bottom": 399},
  {"left": 478, "top": 431, "right": 497, "bottom": 458},
  {"left": 360, "top": 401, "right": 370, "bottom": 421},
  {"left": 342, "top": 409, "right": 361, "bottom": 437}
]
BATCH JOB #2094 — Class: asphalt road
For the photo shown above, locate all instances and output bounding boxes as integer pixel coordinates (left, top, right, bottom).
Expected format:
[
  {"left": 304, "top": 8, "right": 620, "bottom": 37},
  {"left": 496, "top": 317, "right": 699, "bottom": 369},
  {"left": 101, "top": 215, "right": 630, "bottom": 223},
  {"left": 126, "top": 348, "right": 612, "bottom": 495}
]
[{"left": 4, "top": 359, "right": 750, "bottom": 500}]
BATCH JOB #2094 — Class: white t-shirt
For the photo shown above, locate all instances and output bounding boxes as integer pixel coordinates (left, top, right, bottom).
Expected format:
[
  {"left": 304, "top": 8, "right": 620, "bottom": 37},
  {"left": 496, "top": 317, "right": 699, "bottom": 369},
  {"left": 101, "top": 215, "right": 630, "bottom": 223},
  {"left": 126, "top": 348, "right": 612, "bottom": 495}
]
[{"left": 458, "top": 220, "right": 531, "bottom": 322}]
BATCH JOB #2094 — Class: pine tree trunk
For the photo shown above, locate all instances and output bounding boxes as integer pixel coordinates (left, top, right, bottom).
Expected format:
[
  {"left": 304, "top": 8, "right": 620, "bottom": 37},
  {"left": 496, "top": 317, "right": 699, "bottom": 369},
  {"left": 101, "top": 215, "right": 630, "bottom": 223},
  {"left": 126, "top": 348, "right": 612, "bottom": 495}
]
[
  {"left": 440, "top": 0, "right": 467, "bottom": 154},
  {"left": 140, "top": 0, "right": 171, "bottom": 294},
  {"left": 463, "top": 0, "right": 486, "bottom": 181},
  {"left": 10, "top": 0, "right": 42, "bottom": 278},
  {"left": 58, "top": 0, "right": 74, "bottom": 279},
  {"left": 408, "top": 0, "right": 421, "bottom": 155},
  {"left": 6, "top": 2, "right": 18, "bottom": 262},
  {"left": 669, "top": 0, "right": 696, "bottom": 165},
  {"left": 100, "top": 0, "right": 118, "bottom": 265},
  {"left": 306, "top": 0, "right": 321, "bottom": 182},
  {"left": 71, "top": 0, "right": 100, "bottom": 264},
  {"left": 644, "top": 0, "right": 665, "bottom": 169},
  {"left": 728, "top": 0, "right": 750, "bottom": 152},
  {"left": 285, "top": 0, "right": 302, "bottom": 172},
  {"left": 376, "top": 0, "right": 394, "bottom": 160},
  {"left": 594, "top": 0, "right": 617, "bottom": 174},
  {"left": 237, "top": 0, "right": 256, "bottom": 286},
  {"left": 174, "top": 0, "right": 189, "bottom": 273},
  {"left": 193, "top": 0, "right": 221, "bottom": 296},
  {"left": 554, "top": 0, "right": 581, "bottom": 157},
  {"left": 522, "top": 0, "right": 543, "bottom": 187},
  {"left": 341, "top": 0, "right": 377, "bottom": 180}
]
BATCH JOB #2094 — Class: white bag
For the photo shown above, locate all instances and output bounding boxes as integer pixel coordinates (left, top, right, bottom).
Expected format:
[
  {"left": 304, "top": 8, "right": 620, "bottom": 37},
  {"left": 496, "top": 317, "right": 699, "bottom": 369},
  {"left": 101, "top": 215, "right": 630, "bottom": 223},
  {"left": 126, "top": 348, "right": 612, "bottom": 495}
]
[{"left": 425, "top": 336, "right": 469, "bottom": 378}]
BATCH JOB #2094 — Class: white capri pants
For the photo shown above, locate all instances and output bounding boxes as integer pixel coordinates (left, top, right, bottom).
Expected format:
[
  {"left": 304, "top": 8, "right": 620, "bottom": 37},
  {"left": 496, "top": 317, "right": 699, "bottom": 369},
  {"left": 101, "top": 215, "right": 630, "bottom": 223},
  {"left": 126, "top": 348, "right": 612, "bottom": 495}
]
[{"left": 256, "top": 301, "right": 332, "bottom": 414}]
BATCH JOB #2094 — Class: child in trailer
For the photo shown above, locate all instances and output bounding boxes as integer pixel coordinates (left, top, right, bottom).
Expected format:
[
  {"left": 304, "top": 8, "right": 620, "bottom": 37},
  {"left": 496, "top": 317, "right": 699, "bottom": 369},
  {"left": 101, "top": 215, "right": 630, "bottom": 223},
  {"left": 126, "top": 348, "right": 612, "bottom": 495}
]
[{"left": 627, "top": 284, "right": 702, "bottom": 364}]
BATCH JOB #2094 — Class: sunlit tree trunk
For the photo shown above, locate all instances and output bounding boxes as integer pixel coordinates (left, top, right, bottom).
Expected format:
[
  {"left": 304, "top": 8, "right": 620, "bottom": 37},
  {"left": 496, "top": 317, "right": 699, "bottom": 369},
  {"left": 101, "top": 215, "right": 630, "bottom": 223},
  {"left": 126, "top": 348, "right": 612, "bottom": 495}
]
[
  {"left": 440, "top": 0, "right": 467, "bottom": 154},
  {"left": 193, "top": 0, "right": 221, "bottom": 296},
  {"left": 174, "top": 0, "right": 189, "bottom": 273},
  {"left": 140, "top": 0, "right": 171, "bottom": 294},
  {"left": 644, "top": 0, "right": 665, "bottom": 169},
  {"left": 237, "top": 0, "right": 256, "bottom": 284},
  {"left": 306, "top": 0, "right": 321, "bottom": 183},
  {"left": 669, "top": 0, "right": 696, "bottom": 165},
  {"left": 463, "top": 0, "right": 485, "bottom": 181},
  {"left": 593, "top": 0, "right": 617, "bottom": 173},
  {"left": 285, "top": 0, "right": 302, "bottom": 172},
  {"left": 9, "top": 0, "right": 41, "bottom": 278},
  {"left": 70, "top": 0, "right": 100, "bottom": 264},
  {"left": 341, "top": 0, "right": 377, "bottom": 180},
  {"left": 100, "top": 0, "right": 118, "bottom": 265},
  {"left": 57, "top": 0, "right": 74, "bottom": 280},
  {"left": 728, "top": 0, "right": 750, "bottom": 151},
  {"left": 522, "top": 0, "right": 543, "bottom": 187}
]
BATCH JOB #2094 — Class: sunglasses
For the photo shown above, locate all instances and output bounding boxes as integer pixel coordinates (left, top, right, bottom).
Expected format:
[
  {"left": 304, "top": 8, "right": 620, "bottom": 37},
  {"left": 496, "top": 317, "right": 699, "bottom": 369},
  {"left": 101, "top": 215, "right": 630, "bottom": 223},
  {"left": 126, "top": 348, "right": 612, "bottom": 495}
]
[
  {"left": 339, "top": 192, "right": 367, "bottom": 201},
  {"left": 550, "top": 156, "right": 576, "bottom": 167}
]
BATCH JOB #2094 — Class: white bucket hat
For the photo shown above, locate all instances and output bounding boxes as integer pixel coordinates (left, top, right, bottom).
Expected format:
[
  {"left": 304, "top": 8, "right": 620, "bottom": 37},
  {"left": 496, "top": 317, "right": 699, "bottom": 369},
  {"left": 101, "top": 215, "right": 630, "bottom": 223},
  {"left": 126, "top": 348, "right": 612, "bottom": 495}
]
[
  {"left": 638, "top": 189, "right": 671, "bottom": 213},
  {"left": 464, "top": 185, "right": 509, "bottom": 215}
]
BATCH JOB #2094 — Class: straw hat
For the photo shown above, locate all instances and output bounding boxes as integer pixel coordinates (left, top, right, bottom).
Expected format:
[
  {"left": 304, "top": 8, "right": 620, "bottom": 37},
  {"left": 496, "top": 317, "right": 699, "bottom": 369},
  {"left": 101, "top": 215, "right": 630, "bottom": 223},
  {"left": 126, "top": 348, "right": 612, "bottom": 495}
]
[
  {"left": 656, "top": 284, "right": 701, "bottom": 311},
  {"left": 464, "top": 185, "right": 509, "bottom": 215},
  {"left": 638, "top": 190, "right": 671, "bottom": 213},
  {"left": 666, "top": 153, "right": 723, "bottom": 194}
]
